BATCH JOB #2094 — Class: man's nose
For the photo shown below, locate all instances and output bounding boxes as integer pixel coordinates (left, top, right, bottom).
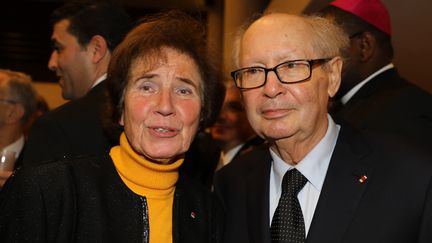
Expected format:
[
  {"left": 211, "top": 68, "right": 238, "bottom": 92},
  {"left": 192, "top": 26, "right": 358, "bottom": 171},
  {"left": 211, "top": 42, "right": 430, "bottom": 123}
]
[
  {"left": 47, "top": 51, "right": 58, "bottom": 71},
  {"left": 263, "top": 70, "right": 285, "bottom": 98}
]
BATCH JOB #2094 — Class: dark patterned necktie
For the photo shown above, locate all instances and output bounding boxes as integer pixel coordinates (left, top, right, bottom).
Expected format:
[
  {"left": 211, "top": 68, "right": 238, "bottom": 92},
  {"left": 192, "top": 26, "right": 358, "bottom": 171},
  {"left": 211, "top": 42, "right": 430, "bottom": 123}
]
[
  {"left": 141, "top": 197, "right": 150, "bottom": 243},
  {"left": 270, "top": 168, "right": 308, "bottom": 243}
]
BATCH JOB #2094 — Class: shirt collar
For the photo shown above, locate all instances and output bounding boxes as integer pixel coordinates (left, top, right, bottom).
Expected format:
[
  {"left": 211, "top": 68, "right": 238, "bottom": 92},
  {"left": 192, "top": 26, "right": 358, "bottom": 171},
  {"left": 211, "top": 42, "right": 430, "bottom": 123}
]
[
  {"left": 222, "top": 143, "right": 244, "bottom": 165},
  {"left": 3, "top": 135, "right": 25, "bottom": 159},
  {"left": 270, "top": 115, "right": 340, "bottom": 191},
  {"left": 91, "top": 73, "right": 107, "bottom": 89},
  {"left": 341, "top": 63, "right": 394, "bottom": 104}
]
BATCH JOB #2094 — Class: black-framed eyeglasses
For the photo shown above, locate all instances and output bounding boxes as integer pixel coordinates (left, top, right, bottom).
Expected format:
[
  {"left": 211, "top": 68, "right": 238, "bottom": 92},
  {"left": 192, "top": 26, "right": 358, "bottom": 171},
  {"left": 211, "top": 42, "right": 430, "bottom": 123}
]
[
  {"left": 0, "top": 98, "right": 17, "bottom": 104},
  {"left": 231, "top": 58, "right": 333, "bottom": 90}
]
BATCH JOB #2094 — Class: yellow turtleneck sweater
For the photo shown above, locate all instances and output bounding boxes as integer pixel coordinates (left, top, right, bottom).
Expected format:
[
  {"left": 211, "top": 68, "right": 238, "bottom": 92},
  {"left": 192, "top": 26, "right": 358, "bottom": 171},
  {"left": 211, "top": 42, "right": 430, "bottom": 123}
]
[{"left": 110, "top": 133, "right": 183, "bottom": 243}]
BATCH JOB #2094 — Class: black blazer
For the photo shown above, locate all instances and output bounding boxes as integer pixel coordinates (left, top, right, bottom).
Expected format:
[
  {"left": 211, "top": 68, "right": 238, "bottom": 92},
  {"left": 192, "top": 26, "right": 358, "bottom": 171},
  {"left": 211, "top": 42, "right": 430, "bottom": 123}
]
[
  {"left": 214, "top": 125, "right": 432, "bottom": 243},
  {"left": 333, "top": 68, "right": 432, "bottom": 147},
  {"left": 0, "top": 154, "right": 223, "bottom": 242},
  {"left": 19, "top": 82, "right": 116, "bottom": 166}
]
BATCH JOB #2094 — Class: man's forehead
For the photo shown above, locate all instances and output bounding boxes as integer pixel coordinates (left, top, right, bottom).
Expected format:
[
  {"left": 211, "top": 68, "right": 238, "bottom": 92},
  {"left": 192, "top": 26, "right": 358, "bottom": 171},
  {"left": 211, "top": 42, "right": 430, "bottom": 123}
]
[
  {"left": 244, "top": 14, "right": 311, "bottom": 44},
  {"left": 251, "top": 14, "right": 306, "bottom": 30},
  {"left": 240, "top": 15, "right": 314, "bottom": 62},
  {"left": 51, "top": 19, "right": 72, "bottom": 40}
]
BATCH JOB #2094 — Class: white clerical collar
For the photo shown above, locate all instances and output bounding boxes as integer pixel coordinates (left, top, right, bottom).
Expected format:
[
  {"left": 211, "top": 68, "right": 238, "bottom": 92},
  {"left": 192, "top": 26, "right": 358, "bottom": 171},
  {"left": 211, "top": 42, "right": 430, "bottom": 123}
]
[
  {"left": 270, "top": 114, "right": 340, "bottom": 192},
  {"left": 91, "top": 73, "right": 107, "bottom": 88},
  {"left": 341, "top": 63, "right": 394, "bottom": 104}
]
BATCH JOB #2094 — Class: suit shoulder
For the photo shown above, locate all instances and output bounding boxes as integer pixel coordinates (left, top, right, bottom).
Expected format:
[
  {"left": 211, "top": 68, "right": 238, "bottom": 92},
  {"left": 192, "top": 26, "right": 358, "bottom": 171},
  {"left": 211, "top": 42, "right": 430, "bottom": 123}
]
[{"left": 217, "top": 144, "right": 270, "bottom": 179}]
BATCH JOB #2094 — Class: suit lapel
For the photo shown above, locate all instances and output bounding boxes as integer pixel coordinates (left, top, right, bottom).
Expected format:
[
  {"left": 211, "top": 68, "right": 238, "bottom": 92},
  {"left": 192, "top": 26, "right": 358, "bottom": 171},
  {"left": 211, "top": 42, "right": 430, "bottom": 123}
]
[
  {"left": 306, "top": 126, "right": 374, "bottom": 243},
  {"left": 246, "top": 148, "right": 272, "bottom": 243}
]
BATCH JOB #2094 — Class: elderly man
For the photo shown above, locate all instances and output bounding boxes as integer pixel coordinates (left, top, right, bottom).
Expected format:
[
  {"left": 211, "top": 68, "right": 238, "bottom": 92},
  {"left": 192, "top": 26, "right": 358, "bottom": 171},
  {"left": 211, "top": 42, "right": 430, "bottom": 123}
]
[
  {"left": 0, "top": 69, "right": 37, "bottom": 187},
  {"left": 214, "top": 13, "right": 432, "bottom": 243}
]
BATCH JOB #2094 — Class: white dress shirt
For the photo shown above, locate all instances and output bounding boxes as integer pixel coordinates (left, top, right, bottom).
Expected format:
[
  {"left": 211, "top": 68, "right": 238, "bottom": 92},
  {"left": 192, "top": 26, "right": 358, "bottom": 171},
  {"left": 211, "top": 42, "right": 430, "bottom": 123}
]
[
  {"left": 269, "top": 115, "right": 340, "bottom": 235},
  {"left": 221, "top": 143, "right": 243, "bottom": 166},
  {"left": 91, "top": 73, "right": 107, "bottom": 89},
  {"left": 2, "top": 135, "right": 25, "bottom": 159},
  {"left": 341, "top": 63, "right": 394, "bottom": 104}
]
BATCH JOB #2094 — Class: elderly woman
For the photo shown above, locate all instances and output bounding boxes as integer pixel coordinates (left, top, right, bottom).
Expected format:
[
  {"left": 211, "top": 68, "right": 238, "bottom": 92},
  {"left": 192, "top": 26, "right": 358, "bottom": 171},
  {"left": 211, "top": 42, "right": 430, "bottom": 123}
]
[{"left": 0, "top": 11, "right": 225, "bottom": 242}]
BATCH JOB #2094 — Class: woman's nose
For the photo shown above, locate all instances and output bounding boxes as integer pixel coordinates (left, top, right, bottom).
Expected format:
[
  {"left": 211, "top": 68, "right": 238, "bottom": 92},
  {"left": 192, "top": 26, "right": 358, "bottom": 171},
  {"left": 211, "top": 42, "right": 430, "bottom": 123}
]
[{"left": 155, "top": 90, "right": 175, "bottom": 116}]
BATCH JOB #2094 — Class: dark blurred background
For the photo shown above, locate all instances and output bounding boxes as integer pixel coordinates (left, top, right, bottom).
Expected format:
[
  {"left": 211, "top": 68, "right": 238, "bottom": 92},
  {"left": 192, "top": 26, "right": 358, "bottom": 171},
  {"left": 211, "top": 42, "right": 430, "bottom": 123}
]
[
  {"left": 0, "top": 0, "right": 213, "bottom": 83},
  {"left": 1, "top": 0, "right": 431, "bottom": 108}
]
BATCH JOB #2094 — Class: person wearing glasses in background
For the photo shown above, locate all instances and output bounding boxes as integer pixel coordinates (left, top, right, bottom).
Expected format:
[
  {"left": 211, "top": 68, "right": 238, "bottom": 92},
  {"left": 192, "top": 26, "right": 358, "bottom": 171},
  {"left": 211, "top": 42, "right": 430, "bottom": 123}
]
[
  {"left": 213, "top": 12, "right": 432, "bottom": 243},
  {"left": 319, "top": 0, "right": 432, "bottom": 148},
  {"left": 0, "top": 70, "right": 37, "bottom": 188}
]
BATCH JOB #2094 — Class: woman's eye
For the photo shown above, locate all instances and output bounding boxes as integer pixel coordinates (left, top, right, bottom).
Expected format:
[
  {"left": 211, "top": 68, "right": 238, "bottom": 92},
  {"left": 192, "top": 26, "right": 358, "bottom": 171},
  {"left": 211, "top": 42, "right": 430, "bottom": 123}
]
[
  {"left": 175, "top": 87, "right": 193, "bottom": 95},
  {"left": 138, "top": 81, "right": 157, "bottom": 92}
]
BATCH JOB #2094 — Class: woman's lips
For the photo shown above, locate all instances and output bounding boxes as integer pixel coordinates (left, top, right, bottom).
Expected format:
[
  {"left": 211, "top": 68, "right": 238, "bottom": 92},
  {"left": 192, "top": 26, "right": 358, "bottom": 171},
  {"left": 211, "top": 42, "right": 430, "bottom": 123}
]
[{"left": 149, "top": 126, "right": 179, "bottom": 138}]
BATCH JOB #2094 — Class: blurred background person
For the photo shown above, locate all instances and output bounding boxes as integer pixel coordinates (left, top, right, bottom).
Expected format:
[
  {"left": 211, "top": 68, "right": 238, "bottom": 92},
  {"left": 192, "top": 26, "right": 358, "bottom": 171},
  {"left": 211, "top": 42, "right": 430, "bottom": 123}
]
[
  {"left": 211, "top": 83, "right": 263, "bottom": 170},
  {"left": 0, "top": 11, "right": 224, "bottom": 242},
  {"left": 0, "top": 69, "right": 37, "bottom": 187},
  {"left": 22, "top": 95, "right": 49, "bottom": 138},
  {"left": 320, "top": 0, "right": 432, "bottom": 147},
  {"left": 20, "top": 1, "right": 132, "bottom": 164}
]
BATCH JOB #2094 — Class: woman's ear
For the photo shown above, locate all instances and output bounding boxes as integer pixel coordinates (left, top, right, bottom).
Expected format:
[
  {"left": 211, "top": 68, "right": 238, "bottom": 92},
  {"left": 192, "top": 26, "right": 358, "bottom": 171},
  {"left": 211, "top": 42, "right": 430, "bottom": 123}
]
[
  {"left": 327, "top": 56, "right": 343, "bottom": 98},
  {"left": 119, "top": 112, "right": 125, "bottom": 126}
]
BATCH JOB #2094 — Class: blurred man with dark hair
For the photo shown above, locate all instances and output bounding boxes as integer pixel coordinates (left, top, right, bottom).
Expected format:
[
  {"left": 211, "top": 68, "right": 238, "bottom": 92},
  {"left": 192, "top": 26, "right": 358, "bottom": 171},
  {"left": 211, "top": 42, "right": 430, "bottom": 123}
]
[{"left": 21, "top": 2, "right": 132, "bottom": 164}]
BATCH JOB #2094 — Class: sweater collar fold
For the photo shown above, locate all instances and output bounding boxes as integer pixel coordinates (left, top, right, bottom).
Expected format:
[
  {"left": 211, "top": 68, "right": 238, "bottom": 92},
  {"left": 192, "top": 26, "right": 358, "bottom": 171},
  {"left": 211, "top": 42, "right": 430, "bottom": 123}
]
[{"left": 110, "top": 133, "right": 183, "bottom": 197}]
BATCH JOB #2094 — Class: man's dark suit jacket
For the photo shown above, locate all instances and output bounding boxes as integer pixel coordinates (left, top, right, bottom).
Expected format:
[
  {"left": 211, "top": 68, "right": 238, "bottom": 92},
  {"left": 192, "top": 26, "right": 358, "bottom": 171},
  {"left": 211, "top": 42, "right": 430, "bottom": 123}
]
[
  {"left": 19, "top": 81, "right": 116, "bottom": 166},
  {"left": 181, "top": 134, "right": 264, "bottom": 188},
  {"left": 333, "top": 68, "right": 432, "bottom": 147},
  {"left": 214, "top": 125, "right": 432, "bottom": 243}
]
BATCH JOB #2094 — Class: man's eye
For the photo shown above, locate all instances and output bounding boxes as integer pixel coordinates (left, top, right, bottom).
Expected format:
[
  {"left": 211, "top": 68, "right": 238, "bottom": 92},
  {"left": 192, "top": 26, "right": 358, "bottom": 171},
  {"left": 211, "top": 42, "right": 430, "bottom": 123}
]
[
  {"left": 51, "top": 43, "right": 62, "bottom": 52},
  {"left": 226, "top": 102, "right": 244, "bottom": 112},
  {"left": 280, "top": 61, "right": 307, "bottom": 69},
  {"left": 282, "top": 62, "right": 299, "bottom": 69},
  {"left": 245, "top": 68, "right": 263, "bottom": 75}
]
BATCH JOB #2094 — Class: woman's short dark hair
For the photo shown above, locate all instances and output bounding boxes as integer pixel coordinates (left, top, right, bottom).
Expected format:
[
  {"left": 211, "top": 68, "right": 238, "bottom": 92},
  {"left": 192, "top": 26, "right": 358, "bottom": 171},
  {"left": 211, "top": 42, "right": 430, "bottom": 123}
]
[{"left": 106, "top": 10, "right": 225, "bottom": 135}]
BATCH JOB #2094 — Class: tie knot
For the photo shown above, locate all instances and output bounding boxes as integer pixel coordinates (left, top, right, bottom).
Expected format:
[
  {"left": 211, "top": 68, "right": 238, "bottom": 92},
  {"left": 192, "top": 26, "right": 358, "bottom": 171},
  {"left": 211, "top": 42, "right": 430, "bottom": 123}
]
[{"left": 281, "top": 168, "right": 307, "bottom": 195}]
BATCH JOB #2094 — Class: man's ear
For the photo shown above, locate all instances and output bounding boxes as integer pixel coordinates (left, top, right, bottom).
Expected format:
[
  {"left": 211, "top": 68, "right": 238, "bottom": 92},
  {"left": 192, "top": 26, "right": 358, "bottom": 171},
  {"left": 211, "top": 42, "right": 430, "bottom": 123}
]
[
  {"left": 327, "top": 56, "right": 343, "bottom": 98},
  {"left": 87, "top": 35, "right": 109, "bottom": 64},
  {"left": 5, "top": 103, "right": 25, "bottom": 124},
  {"left": 358, "top": 32, "right": 376, "bottom": 62}
]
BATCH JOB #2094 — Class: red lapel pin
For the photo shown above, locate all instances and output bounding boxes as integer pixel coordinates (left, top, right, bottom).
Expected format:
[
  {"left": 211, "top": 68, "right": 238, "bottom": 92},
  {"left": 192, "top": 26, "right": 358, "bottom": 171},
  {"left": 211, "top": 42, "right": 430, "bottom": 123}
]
[{"left": 359, "top": 175, "right": 368, "bottom": 183}]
